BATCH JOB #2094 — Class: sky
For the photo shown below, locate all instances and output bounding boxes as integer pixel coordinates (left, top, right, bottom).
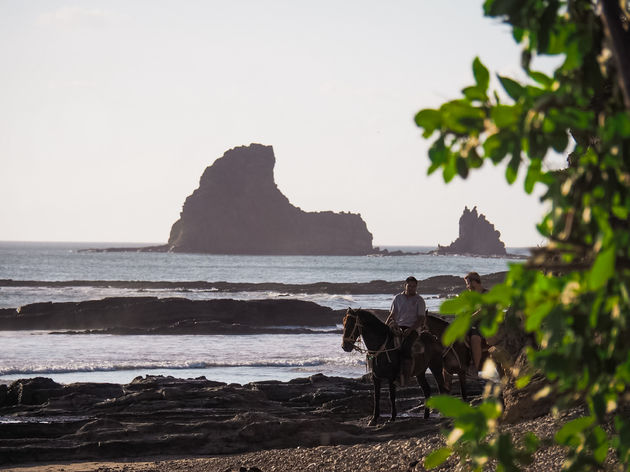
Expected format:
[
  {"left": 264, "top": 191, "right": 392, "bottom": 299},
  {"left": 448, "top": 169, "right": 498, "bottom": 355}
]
[{"left": 0, "top": 0, "right": 565, "bottom": 247}]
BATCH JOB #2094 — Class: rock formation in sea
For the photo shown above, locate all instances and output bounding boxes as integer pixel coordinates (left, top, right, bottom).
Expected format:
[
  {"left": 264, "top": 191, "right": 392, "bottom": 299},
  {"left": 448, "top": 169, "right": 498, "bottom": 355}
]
[
  {"left": 436, "top": 206, "right": 507, "bottom": 256},
  {"left": 0, "top": 298, "right": 340, "bottom": 334},
  {"left": 166, "top": 143, "right": 374, "bottom": 255}
]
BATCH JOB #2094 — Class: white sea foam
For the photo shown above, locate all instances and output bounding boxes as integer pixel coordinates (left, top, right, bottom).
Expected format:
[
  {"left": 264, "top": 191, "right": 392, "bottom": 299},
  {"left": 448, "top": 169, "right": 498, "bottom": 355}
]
[{"left": 0, "top": 332, "right": 366, "bottom": 385}]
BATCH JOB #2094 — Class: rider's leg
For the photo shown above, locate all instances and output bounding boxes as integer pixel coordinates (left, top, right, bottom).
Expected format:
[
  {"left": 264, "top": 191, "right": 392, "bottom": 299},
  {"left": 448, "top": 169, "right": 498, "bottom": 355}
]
[
  {"left": 471, "top": 334, "right": 482, "bottom": 372},
  {"left": 400, "top": 329, "right": 418, "bottom": 384}
]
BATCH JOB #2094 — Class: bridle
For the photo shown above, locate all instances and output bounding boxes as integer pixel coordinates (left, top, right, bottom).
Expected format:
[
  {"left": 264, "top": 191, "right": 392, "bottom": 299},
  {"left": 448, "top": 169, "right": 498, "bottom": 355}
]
[
  {"left": 342, "top": 309, "right": 399, "bottom": 361},
  {"left": 342, "top": 310, "right": 366, "bottom": 353}
]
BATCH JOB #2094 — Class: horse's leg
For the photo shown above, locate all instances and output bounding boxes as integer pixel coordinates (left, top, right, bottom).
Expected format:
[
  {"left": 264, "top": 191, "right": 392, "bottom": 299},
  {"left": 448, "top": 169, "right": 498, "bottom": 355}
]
[
  {"left": 416, "top": 373, "right": 432, "bottom": 419},
  {"left": 459, "top": 369, "right": 468, "bottom": 401},
  {"left": 369, "top": 375, "right": 381, "bottom": 426},
  {"left": 458, "top": 345, "right": 470, "bottom": 401},
  {"left": 429, "top": 358, "right": 447, "bottom": 394},
  {"left": 388, "top": 379, "right": 397, "bottom": 422},
  {"left": 442, "top": 368, "right": 453, "bottom": 393}
]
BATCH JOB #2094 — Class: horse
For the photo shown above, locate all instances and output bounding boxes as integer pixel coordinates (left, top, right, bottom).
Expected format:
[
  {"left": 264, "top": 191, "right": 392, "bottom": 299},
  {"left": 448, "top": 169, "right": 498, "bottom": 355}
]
[
  {"left": 424, "top": 312, "right": 488, "bottom": 401},
  {"left": 341, "top": 308, "right": 446, "bottom": 425}
]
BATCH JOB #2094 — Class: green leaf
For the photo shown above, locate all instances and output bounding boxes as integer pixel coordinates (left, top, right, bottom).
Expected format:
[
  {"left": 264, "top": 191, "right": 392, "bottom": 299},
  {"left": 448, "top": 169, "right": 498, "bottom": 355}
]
[
  {"left": 484, "top": 283, "right": 513, "bottom": 305},
  {"left": 515, "top": 374, "right": 531, "bottom": 389},
  {"left": 505, "top": 152, "right": 521, "bottom": 184},
  {"left": 427, "top": 395, "right": 473, "bottom": 417},
  {"left": 462, "top": 85, "right": 488, "bottom": 102},
  {"left": 428, "top": 139, "right": 448, "bottom": 167},
  {"left": 439, "top": 296, "right": 469, "bottom": 315},
  {"left": 498, "top": 75, "right": 525, "bottom": 101},
  {"left": 443, "top": 314, "right": 471, "bottom": 345},
  {"left": 561, "top": 40, "right": 583, "bottom": 71},
  {"left": 441, "top": 100, "right": 485, "bottom": 134},
  {"left": 612, "top": 204, "right": 629, "bottom": 220},
  {"left": 456, "top": 156, "right": 469, "bottom": 178},
  {"left": 613, "top": 112, "right": 630, "bottom": 137},
  {"left": 524, "top": 159, "right": 542, "bottom": 194},
  {"left": 473, "top": 57, "right": 490, "bottom": 91},
  {"left": 478, "top": 400, "right": 502, "bottom": 419},
  {"left": 415, "top": 109, "right": 442, "bottom": 137},
  {"left": 528, "top": 70, "right": 553, "bottom": 88},
  {"left": 443, "top": 155, "right": 457, "bottom": 182},
  {"left": 588, "top": 246, "right": 616, "bottom": 290},
  {"left": 537, "top": 1, "right": 559, "bottom": 53},
  {"left": 512, "top": 27, "right": 525, "bottom": 43},
  {"left": 491, "top": 105, "right": 519, "bottom": 128},
  {"left": 525, "top": 300, "right": 555, "bottom": 331},
  {"left": 424, "top": 447, "right": 453, "bottom": 469},
  {"left": 555, "top": 416, "right": 594, "bottom": 444},
  {"left": 592, "top": 426, "right": 609, "bottom": 463},
  {"left": 550, "top": 131, "right": 568, "bottom": 153}
]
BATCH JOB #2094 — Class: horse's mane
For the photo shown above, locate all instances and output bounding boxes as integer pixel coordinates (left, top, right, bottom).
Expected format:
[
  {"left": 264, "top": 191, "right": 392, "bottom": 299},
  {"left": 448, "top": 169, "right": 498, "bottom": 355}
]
[
  {"left": 426, "top": 312, "right": 450, "bottom": 327},
  {"left": 353, "top": 309, "right": 389, "bottom": 336}
]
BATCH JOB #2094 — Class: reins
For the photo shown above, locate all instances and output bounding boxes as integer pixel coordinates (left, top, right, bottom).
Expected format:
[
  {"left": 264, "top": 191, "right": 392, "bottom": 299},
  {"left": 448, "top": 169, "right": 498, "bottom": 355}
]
[{"left": 343, "top": 310, "right": 399, "bottom": 363}]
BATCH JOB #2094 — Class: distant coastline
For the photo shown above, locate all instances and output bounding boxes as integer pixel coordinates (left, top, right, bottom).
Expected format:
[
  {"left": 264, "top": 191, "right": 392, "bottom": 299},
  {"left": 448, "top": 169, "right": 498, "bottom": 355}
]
[{"left": 75, "top": 243, "right": 530, "bottom": 259}]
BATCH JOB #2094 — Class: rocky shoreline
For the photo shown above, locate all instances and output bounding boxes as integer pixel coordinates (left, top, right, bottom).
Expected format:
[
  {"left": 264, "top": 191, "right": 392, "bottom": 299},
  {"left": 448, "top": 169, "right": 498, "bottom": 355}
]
[
  {"left": 0, "top": 373, "right": 481, "bottom": 467},
  {"left": 0, "top": 374, "right": 596, "bottom": 471}
]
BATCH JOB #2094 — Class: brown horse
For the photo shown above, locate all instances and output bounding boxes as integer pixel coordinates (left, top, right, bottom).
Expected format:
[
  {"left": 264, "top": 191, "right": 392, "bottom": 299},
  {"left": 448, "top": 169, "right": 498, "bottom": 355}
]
[{"left": 341, "top": 308, "right": 446, "bottom": 425}]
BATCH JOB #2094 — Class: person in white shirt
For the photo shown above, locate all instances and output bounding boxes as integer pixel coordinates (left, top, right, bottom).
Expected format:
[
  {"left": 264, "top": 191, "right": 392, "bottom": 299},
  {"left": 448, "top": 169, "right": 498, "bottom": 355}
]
[{"left": 385, "top": 276, "right": 426, "bottom": 382}]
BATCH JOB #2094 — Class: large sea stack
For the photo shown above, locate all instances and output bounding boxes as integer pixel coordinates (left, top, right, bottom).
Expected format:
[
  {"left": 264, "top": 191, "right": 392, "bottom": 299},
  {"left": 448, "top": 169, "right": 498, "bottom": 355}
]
[
  {"left": 166, "top": 144, "right": 374, "bottom": 255},
  {"left": 436, "top": 206, "right": 506, "bottom": 256}
]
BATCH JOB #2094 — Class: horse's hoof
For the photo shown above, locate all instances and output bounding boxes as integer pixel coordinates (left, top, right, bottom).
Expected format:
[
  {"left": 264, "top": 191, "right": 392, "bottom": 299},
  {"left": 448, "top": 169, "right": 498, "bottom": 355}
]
[{"left": 387, "top": 418, "right": 396, "bottom": 424}]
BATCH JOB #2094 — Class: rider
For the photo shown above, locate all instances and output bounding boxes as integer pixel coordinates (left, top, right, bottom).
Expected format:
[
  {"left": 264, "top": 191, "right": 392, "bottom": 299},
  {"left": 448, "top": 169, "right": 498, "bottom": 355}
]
[
  {"left": 464, "top": 271, "right": 487, "bottom": 376},
  {"left": 385, "top": 276, "right": 426, "bottom": 384}
]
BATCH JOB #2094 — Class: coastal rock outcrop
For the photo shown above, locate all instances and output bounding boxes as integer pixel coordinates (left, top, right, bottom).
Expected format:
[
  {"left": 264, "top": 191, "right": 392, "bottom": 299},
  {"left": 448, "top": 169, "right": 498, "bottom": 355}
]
[
  {"left": 436, "top": 206, "right": 507, "bottom": 256},
  {"left": 167, "top": 143, "right": 374, "bottom": 255},
  {"left": 0, "top": 272, "right": 508, "bottom": 297},
  {"left": 0, "top": 298, "right": 339, "bottom": 333},
  {"left": 0, "top": 373, "right": 481, "bottom": 464}
]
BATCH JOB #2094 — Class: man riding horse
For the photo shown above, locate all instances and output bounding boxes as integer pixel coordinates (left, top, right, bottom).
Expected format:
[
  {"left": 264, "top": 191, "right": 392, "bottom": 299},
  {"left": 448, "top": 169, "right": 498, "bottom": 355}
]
[
  {"left": 464, "top": 271, "right": 488, "bottom": 377},
  {"left": 385, "top": 275, "right": 426, "bottom": 385}
]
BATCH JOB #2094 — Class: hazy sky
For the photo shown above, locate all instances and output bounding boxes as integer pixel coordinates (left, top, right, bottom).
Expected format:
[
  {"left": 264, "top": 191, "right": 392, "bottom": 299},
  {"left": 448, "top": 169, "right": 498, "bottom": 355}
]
[{"left": 1, "top": 1, "right": 564, "bottom": 247}]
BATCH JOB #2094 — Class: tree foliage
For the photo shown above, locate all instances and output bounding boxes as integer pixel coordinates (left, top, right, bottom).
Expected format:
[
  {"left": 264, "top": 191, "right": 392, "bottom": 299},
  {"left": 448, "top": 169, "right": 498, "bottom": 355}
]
[{"left": 416, "top": 1, "right": 630, "bottom": 470}]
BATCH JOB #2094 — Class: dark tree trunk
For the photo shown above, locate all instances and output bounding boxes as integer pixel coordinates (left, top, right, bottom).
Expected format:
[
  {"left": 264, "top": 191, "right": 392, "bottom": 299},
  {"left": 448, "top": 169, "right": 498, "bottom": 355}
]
[{"left": 601, "top": 0, "right": 630, "bottom": 109}]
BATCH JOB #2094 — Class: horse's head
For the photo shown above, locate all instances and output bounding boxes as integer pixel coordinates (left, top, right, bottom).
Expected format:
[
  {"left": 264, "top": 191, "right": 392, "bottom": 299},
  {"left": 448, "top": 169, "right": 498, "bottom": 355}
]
[{"left": 341, "top": 307, "right": 361, "bottom": 352}]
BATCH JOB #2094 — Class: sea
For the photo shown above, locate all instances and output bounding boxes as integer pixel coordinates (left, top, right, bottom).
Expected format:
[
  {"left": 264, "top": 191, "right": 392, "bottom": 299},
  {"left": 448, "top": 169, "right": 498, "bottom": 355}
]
[{"left": 0, "top": 241, "right": 529, "bottom": 386}]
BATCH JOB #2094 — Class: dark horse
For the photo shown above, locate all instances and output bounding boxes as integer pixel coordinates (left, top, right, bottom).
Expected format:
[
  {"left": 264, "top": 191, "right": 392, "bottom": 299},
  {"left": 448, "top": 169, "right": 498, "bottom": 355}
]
[
  {"left": 424, "top": 312, "right": 489, "bottom": 401},
  {"left": 341, "top": 308, "right": 446, "bottom": 425}
]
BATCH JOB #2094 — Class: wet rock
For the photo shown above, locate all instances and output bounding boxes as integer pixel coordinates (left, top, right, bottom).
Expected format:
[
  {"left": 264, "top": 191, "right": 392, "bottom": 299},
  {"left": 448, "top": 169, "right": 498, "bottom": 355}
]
[
  {"left": 0, "top": 272, "right": 509, "bottom": 304},
  {"left": 0, "top": 298, "right": 339, "bottom": 332},
  {"left": 0, "top": 373, "right": 462, "bottom": 465},
  {"left": 4, "top": 377, "right": 63, "bottom": 406}
]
